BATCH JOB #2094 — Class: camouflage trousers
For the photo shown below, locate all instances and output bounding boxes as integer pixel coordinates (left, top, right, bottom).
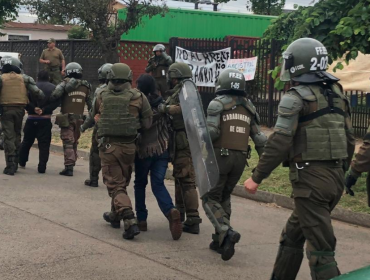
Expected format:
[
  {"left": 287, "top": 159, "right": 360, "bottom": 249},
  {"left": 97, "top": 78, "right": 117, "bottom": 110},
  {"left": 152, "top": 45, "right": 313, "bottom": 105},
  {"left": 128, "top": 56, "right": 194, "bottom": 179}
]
[
  {"left": 88, "top": 126, "right": 101, "bottom": 181},
  {"left": 60, "top": 119, "right": 82, "bottom": 166},
  {"left": 0, "top": 106, "right": 24, "bottom": 165},
  {"left": 99, "top": 142, "right": 136, "bottom": 217},
  {"left": 155, "top": 77, "right": 170, "bottom": 100},
  {"left": 47, "top": 68, "right": 62, "bottom": 85},
  {"left": 173, "top": 148, "right": 201, "bottom": 225},
  {"left": 271, "top": 163, "right": 343, "bottom": 280},
  {"left": 202, "top": 148, "right": 247, "bottom": 245}
]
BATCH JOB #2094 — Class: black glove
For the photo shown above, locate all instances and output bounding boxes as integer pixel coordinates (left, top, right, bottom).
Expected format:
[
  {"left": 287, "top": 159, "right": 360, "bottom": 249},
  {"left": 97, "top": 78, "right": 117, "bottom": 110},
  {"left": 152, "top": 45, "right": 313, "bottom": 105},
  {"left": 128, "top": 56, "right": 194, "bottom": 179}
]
[{"left": 345, "top": 174, "right": 357, "bottom": 196}]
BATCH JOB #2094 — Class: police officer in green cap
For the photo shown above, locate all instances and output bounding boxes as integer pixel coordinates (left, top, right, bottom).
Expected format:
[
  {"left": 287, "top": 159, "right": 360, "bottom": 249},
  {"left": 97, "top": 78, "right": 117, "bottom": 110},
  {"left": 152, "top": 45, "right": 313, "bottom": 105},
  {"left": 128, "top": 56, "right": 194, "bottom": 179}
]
[
  {"left": 51, "top": 62, "right": 92, "bottom": 176},
  {"left": 0, "top": 56, "right": 45, "bottom": 175},
  {"left": 145, "top": 44, "right": 173, "bottom": 99},
  {"left": 81, "top": 63, "right": 113, "bottom": 187},
  {"left": 158, "top": 62, "right": 202, "bottom": 234},
  {"left": 204, "top": 68, "right": 266, "bottom": 260},
  {"left": 244, "top": 38, "right": 356, "bottom": 280},
  {"left": 96, "top": 63, "right": 153, "bottom": 240}
]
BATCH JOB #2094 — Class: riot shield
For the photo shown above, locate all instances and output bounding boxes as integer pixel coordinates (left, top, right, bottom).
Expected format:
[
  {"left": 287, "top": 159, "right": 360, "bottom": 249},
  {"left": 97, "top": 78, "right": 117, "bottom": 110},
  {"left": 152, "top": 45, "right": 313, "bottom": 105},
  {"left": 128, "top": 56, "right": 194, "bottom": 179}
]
[{"left": 179, "top": 79, "right": 219, "bottom": 198}]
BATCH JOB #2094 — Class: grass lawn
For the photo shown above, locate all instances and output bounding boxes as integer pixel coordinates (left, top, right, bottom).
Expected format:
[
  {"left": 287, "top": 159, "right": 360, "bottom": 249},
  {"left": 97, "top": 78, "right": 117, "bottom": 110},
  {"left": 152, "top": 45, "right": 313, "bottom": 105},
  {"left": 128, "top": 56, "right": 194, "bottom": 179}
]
[{"left": 239, "top": 146, "right": 370, "bottom": 215}]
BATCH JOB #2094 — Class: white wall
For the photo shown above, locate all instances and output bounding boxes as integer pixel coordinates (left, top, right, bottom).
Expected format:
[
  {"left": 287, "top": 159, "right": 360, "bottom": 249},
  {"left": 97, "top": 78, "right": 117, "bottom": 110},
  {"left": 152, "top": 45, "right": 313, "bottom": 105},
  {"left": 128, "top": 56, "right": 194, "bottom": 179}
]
[{"left": 0, "top": 29, "right": 69, "bottom": 41}]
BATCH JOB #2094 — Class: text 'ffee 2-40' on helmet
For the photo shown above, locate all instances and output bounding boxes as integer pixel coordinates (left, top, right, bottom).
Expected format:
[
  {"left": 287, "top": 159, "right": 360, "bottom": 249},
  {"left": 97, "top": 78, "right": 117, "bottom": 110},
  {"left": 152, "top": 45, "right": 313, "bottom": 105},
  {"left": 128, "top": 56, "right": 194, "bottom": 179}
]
[
  {"left": 280, "top": 38, "right": 338, "bottom": 83},
  {"left": 107, "top": 63, "right": 133, "bottom": 81},
  {"left": 65, "top": 62, "right": 83, "bottom": 76},
  {"left": 153, "top": 44, "right": 165, "bottom": 52},
  {"left": 216, "top": 68, "right": 246, "bottom": 93},
  {"left": 98, "top": 63, "right": 113, "bottom": 80},
  {"left": 167, "top": 63, "right": 192, "bottom": 80},
  {"left": 1, "top": 56, "right": 23, "bottom": 71}
]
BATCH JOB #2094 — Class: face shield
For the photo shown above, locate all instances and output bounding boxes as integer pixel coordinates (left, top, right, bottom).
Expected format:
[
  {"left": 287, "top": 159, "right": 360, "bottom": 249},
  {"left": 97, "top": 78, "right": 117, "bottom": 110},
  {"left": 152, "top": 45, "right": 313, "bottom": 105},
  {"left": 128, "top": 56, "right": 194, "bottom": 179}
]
[{"left": 280, "top": 52, "right": 293, "bottom": 82}]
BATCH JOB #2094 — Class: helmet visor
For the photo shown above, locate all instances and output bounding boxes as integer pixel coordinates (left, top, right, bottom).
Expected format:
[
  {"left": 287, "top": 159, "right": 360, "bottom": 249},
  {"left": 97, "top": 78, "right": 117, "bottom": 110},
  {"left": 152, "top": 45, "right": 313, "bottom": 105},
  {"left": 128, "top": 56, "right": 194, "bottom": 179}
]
[{"left": 280, "top": 52, "right": 293, "bottom": 82}]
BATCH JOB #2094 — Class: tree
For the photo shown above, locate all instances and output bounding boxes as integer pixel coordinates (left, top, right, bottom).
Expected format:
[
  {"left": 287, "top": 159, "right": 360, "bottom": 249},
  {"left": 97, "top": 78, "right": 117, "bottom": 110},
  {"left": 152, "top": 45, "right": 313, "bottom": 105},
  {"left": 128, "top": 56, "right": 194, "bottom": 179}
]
[
  {"left": 22, "top": 0, "right": 168, "bottom": 62},
  {"left": 0, "top": 0, "right": 20, "bottom": 36},
  {"left": 68, "top": 26, "right": 90, "bottom": 39},
  {"left": 246, "top": 0, "right": 286, "bottom": 16},
  {"left": 263, "top": 0, "right": 370, "bottom": 88}
]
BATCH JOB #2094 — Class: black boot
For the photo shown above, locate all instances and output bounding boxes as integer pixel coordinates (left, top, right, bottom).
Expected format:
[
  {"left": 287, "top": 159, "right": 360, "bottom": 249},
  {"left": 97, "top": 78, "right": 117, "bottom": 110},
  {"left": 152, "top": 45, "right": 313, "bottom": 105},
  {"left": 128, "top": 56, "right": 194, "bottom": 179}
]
[
  {"left": 84, "top": 177, "right": 98, "bottom": 187},
  {"left": 103, "top": 211, "right": 121, "bottom": 228},
  {"left": 183, "top": 216, "right": 202, "bottom": 234},
  {"left": 122, "top": 210, "right": 140, "bottom": 240},
  {"left": 220, "top": 229, "right": 241, "bottom": 261},
  {"left": 3, "top": 156, "right": 16, "bottom": 176},
  {"left": 209, "top": 233, "right": 222, "bottom": 254},
  {"left": 59, "top": 165, "right": 73, "bottom": 176}
]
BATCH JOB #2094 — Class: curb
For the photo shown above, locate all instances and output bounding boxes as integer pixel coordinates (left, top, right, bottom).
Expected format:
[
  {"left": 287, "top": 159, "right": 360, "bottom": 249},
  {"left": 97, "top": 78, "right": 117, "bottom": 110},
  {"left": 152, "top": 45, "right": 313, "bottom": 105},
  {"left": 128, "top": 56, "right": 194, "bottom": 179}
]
[{"left": 40, "top": 143, "right": 370, "bottom": 229}]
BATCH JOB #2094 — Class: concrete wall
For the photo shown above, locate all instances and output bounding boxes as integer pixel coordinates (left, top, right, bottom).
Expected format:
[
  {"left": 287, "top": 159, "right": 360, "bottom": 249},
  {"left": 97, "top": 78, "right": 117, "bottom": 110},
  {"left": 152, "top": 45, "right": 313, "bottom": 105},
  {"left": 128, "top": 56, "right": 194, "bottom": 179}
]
[{"left": 0, "top": 29, "right": 68, "bottom": 41}]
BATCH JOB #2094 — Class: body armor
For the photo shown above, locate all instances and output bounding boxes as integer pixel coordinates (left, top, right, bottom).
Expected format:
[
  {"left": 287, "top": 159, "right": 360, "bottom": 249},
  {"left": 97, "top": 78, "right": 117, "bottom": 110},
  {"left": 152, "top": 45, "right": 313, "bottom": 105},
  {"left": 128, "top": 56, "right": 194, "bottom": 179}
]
[
  {"left": 291, "top": 83, "right": 348, "bottom": 161},
  {"left": 97, "top": 88, "right": 141, "bottom": 137},
  {"left": 212, "top": 95, "right": 254, "bottom": 152},
  {"left": 150, "top": 56, "right": 169, "bottom": 78},
  {"left": 61, "top": 79, "right": 89, "bottom": 115},
  {"left": 0, "top": 73, "right": 28, "bottom": 105}
]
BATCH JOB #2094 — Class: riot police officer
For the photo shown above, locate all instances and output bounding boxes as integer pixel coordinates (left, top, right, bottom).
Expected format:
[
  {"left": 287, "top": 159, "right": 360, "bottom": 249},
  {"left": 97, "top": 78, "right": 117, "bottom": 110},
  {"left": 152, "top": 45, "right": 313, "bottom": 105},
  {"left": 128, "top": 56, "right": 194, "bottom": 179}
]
[
  {"left": 158, "top": 62, "right": 202, "bottom": 234},
  {"left": 244, "top": 38, "right": 356, "bottom": 280},
  {"left": 81, "top": 63, "right": 113, "bottom": 187},
  {"left": 50, "top": 62, "right": 92, "bottom": 176},
  {"left": 145, "top": 44, "right": 173, "bottom": 99},
  {"left": 0, "top": 56, "right": 44, "bottom": 175},
  {"left": 204, "top": 68, "right": 267, "bottom": 261},
  {"left": 96, "top": 63, "right": 153, "bottom": 240}
]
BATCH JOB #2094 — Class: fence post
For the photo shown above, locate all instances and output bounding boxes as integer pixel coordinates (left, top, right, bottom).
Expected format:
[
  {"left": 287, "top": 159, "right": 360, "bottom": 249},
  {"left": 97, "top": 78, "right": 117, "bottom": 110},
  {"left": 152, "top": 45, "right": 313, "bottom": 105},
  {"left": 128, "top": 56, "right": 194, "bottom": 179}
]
[
  {"left": 268, "top": 39, "right": 277, "bottom": 127},
  {"left": 169, "top": 37, "right": 178, "bottom": 62}
]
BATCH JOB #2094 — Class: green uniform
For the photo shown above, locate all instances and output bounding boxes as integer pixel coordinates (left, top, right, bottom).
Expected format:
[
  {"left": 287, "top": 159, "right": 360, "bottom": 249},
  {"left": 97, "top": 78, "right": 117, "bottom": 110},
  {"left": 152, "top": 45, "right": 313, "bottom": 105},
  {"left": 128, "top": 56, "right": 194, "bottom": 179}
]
[
  {"left": 51, "top": 78, "right": 92, "bottom": 167},
  {"left": 40, "top": 47, "right": 64, "bottom": 85},
  {"left": 205, "top": 94, "right": 266, "bottom": 245},
  {"left": 97, "top": 82, "right": 152, "bottom": 232},
  {"left": 165, "top": 83, "right": 202, "bottom": 227},
  {"left": 252, "top": 83, "right": 355, "bottom": 280},
  {"left": 80, "top": 83, "right": 107, "bottom": 185},
  {"left": 145, "top": 53, "right": 172, "bottom": 99},
  {"left": 0, "top": 73, "right": 44, "bottom": 174}
]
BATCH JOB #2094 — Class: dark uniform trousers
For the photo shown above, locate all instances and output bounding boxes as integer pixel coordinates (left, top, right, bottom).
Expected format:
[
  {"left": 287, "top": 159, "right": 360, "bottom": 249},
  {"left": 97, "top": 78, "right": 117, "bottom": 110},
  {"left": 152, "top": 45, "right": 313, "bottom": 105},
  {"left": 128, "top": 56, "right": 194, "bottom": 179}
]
[
  {"left": 273, "top": 162, "right": 343, "bottom": 280},
  {"left": 205, "top": 148, "right": 247, "bottom": 244},
  {"left": 1, "top": 106, "right": 25, "bottom": 161},
  {"left": 99, "top": 142, "right": 136, "bottom": 217},
  {"left": 60, "top": 118, "right": 83, "bottom": 166},
  {"left": 89, "top": 126, "right": 101, "bottom": 181},
  {"left": 19, "top": 119, "right": 52, "bottom": 167},
  {"left": 173, "top": 147, "right": 200, "bottom": 220}
]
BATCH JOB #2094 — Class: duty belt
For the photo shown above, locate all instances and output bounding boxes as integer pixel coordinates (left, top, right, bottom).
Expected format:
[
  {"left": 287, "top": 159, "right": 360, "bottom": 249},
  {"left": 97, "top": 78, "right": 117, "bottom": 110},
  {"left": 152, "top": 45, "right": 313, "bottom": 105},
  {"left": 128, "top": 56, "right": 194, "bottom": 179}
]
[
  {"left": 48, "top": 66, "right": 60, "bottom": 71},
  {"left": 98, "top": 135, "right": 137, "bottom": 147},
  {"left": 293, "top": 160, "right": 343, "bottom": 170}
]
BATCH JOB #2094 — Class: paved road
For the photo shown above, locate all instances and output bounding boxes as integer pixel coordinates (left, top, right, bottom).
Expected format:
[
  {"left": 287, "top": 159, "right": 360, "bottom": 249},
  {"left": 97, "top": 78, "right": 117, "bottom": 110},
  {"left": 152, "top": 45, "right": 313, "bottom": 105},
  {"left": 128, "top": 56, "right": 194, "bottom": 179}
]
[{"left": 0, "top": 149, "right": 369, "bottom": 280}]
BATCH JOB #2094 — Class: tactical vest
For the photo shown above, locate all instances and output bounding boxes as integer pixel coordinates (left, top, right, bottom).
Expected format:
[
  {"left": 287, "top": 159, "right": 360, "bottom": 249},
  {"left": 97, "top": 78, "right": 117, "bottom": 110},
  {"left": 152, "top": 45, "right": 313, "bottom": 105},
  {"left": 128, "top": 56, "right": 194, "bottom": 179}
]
[
  {"left": 213, "top": 95, "right": 254, "bottom": 152},
  {"left": 61, "top": 82, "right": 89, "bottom": 115},
  {"left": 167, "top": 84, "right": 185, "bottom": 130},
  {"left": 97, "top": 89, "right": 141, "bottom": 137},
  {"left": 0, "top": 73, "right": 28, "bottom": 105},
  {"left": 291, "top": 83, "right": 348, "bottom": 161}
]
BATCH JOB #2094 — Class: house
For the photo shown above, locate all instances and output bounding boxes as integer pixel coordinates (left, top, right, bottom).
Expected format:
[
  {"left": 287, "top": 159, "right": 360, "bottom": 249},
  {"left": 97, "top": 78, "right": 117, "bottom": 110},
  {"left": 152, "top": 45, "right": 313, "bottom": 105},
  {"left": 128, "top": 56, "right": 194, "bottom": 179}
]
[{"left": 0, "top": 22, "right": 74, "bottom": 41}]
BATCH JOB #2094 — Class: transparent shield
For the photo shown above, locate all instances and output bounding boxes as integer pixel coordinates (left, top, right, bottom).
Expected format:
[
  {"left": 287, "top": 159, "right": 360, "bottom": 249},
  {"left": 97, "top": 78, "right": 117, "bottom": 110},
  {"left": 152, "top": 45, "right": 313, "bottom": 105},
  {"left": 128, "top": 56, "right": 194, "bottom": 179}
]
[{"left": 179, "top": 80, "right": 219, "bottom": 197}]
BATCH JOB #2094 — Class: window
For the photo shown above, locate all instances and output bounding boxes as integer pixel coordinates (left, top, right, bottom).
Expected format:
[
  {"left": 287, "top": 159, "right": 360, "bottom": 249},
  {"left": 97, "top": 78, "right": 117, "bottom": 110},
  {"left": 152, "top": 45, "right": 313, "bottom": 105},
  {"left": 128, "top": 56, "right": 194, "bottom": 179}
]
[{"left": 8, "top": 35, "right": 30, "bottom": 41}]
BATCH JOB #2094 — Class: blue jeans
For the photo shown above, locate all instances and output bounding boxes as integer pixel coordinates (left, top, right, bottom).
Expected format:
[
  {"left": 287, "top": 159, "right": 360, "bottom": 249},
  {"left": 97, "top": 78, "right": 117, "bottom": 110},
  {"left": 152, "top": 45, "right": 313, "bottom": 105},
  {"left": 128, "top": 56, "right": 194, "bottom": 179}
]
[{"left": 134, "top": 151, "right": 174, "bottom": 221}]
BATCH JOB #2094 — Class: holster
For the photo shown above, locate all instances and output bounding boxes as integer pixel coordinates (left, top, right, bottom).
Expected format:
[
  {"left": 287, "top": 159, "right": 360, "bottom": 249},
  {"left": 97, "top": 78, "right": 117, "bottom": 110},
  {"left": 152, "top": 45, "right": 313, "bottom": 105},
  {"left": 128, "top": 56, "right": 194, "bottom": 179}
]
[{"left": 55, "top": 113, "right": 70, "bottom": 128}]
